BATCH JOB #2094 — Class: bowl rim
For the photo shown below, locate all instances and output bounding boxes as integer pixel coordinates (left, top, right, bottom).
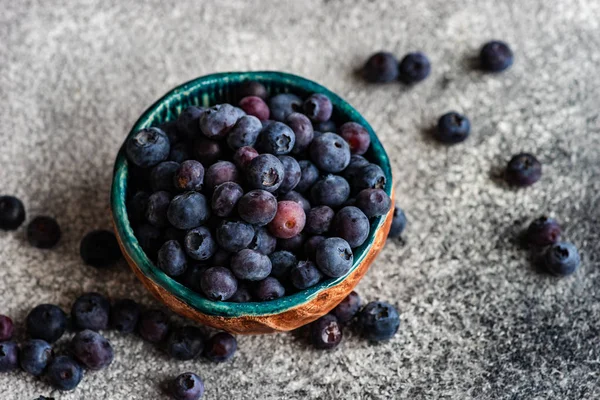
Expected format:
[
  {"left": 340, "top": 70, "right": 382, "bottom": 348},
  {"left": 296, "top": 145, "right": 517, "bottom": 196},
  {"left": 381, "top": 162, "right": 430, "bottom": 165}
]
[{"left": 111, "top": 71, "right": 392, "bottom": 318}]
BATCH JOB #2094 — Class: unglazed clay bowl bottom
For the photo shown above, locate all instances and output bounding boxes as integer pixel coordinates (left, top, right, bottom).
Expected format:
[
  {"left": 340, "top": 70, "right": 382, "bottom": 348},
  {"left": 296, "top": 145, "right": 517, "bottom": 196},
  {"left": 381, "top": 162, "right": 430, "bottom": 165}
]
[{"left": 110, "top": 71, "right": 394, "bottom": 334}]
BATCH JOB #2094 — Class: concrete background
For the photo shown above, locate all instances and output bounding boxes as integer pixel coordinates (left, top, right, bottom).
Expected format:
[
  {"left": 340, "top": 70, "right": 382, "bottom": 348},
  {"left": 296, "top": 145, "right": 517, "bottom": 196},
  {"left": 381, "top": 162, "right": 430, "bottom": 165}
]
[{"left": 1, "top": 0, "right": 600, "bottom": 399}]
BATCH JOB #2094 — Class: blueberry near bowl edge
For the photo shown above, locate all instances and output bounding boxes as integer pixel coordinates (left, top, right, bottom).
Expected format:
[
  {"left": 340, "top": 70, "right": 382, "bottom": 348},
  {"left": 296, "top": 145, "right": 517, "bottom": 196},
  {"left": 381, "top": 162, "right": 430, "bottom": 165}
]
[{"left": 110, "top": 71, "right": 394, "bottom": 334}]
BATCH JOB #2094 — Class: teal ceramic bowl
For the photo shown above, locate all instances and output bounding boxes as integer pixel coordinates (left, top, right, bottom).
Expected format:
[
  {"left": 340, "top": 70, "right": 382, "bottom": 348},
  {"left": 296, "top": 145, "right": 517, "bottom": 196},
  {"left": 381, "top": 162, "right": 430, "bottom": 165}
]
[{"left": 111, "top": 71, "right": 394, "bottom": 334}]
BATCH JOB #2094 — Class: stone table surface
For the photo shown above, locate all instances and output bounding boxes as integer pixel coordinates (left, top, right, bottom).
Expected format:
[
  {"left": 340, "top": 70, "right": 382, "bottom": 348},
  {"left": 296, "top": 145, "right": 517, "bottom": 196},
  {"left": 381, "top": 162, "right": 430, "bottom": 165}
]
[{"left": 1, "top": 0, "right": 600, "bottom": 399}]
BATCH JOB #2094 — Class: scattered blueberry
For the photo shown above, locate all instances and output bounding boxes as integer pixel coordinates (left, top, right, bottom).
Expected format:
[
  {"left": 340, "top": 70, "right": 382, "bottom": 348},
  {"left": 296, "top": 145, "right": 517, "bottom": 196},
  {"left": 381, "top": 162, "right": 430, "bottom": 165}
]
[
  {"left": 311, "top": 175, "right": 351, "bottom": 207},
  {"left": 290, "top": 260, "right": 322, "bottom": 290},
  {"left": 170, "top": 372, "right": 204, "bottom": 400},
  {"left": 27, "top": 216, "right": 61, "bottom": 249},
  {"left": 305, "top": 206, "right": 335, "bottom": 235},
  {"left": 268, "top": 93, "right": 302, "bottom": 121},
  {"left": 167, "top": 326, "right": 204, "bottom": 361},
  {"left": 227, "top": 115, "right": 262, "bottom": 149},
  {"left": 543, "top": 242, "right": 581, "bottom": 276},
  {"left": 0, "top": 195, "right": 25, "bottom": 230},
  {"left": 19, "top": 339, "right": 52, "bottom": 376},
  {"left": 80, "top": 230, "right": 122, "bottom": 268},
  {"left": 268, "top": 201, "right": 306, "bottom": 239},
  {"left": 204, "top": 332, "right": 237, "bottom": 362},
  {"left": 158, "top": 240, "right": 188, "bottom": 276},
  {"left": 239, "top": 96, "right": 270, "bottom": 121},
  {"left": 126, "top": 127, "right": 170, "bottom": 168},
  {"left": 110, "top": 299, "right": 140, "bottom": 333},
  {"left": 231, "top": 249, "right": 272, "bottom": 281},
  {"left": 315, "top": 237, "right": 353, "bottom": 278},
  {"left": 46, "top": 355, "right": 83, "bottom": 391},
  {"left": 199, "top": 103, "right": 242, "bottom": 140},
  {"left": 71, "top": 292, "right": 110, "bottom": 331},
  {"left": 363, "top": 51, "right": 399, "bottom": 83},
  {"left": 216, "top": 220, "right": 255, "bottom": 252},
  {"left": 151, "top": 161, "right": 180, "bottom": 192},
  {"left": 358, "top": 301, "right": 400, "bottom": 341},
  {"left": 527, "top": 216, "right": 561, "bottom": 247},
  {"left": 435, "top": 112, "right": 471, "bottom": 144},
  {"left": 0, "top": 341, "right": 18, "bottom": 372},
  {"left": 200, "top": 266, "right": 238, "bottom": 301},
  {"left": 332, "top": 291, "right": 361, "bottom": 324},
  {"left": 254, "top": 277, "right": 285, "bottom": 301},
  {"left": 339, "top": 122, "right": 370, "bottom": 155},
  {"left": 388, "top": 205, "right": 407, "bottom": 238},
  {"left": 146, "top": 191, "right": 173, "bottom": 228},
  {"left": 26, "top": 304, "right": 67, "bottom": 343},
  {"left": 70, "top": 329, "right": 114, "bottom": 370},
  {"left": 311, "top": 314, "right": 343, "bottom": 350},
  {"left": 355, "top": 188, "right": 391, "bottom": 218},
  {"left": 309, "top": 132, "right": 351, "bottom": 173},
  {"left": 480, "top": 40, "right": 514, "bottom": 72},
  {"left": 247, "top": 154, "right": 285, "bottom": 192},
  {"left": 138, "top": 309, "right": 171, "bottom": 343},
  {"left": 398, "top": 52, "right": 431, "bottom": 84},
  {"left": 238, "top": 190, "right": 278, "bottom": 226},
  {"left": 184, "top": 226, "right": 217, "bottom": 261},
  {"left": 0, "top": 315, "right": 14, "bottom": 341},
  {"left": 331, "top": 206, "right": 370, "bottom": 248},
  {"left": 506, "top": 153, "right": 542, "bottom": 187}
]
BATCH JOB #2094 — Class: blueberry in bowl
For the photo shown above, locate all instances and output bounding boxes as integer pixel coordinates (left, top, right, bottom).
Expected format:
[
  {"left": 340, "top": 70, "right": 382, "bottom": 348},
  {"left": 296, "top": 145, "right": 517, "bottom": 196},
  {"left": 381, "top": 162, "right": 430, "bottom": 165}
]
[{"left": 111, "top": 72, "right": 394, "bottom": 334}]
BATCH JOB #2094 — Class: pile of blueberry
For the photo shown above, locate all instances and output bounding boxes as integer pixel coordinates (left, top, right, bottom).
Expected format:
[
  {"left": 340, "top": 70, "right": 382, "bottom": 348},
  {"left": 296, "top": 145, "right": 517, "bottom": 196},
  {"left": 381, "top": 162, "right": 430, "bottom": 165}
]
[{"left": 125, "top": 81, "right": 404, "bottom": 303}]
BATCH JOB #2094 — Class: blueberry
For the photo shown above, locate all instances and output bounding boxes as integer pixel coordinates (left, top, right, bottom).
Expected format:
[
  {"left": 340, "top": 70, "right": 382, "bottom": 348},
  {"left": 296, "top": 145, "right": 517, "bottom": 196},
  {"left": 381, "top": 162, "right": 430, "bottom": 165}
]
[
  {"left": 170, "top": 372, "right": 204, "bottom": 400},
  {"left": 227, "top": 115, "right": 263, "bottom": 149},
  {"left": 332, "top": 291, "right": 361, "bottom": 324},
  {"left": 527, "top": 216, "right": 561, "bottom": 247},
  {"left": 238, "top": 190, "right": 278, "bottom": 226},
  {"left": 310, "top": 314, "right": 342, "bottom": 350},
  {"left": 247, "top": 154, "right": 285, "bottom": 192},
  {"left": 388, "top": 205, "right": 407, "bottom": 238},
  {"left": 146, "top": 191, "right": 173, "bottom": 228},
  {"left": 238, "top": 80, "right": 268, "bottom": 100},
  {"left": 126, "top": 127, "right": 170, "bottom": 168},
  {"left": 304, "top": 235, "right": 326, "bottom": 260},
  {"left": 239, "top": 96, "right": 270, "bottom": 121},
  {"left": 311, "top": 175, "right": 350, "bottom": 207},
  {"left": 342, "top": 155, "right": 370, "bottom": 182},
  {"left": 277, "top": 232, "right": 306, "bottom": 254},
  {"left": 363, "top": 51, "right": 399, "bottom": 83},
  {"left": 273, "top": 157, "right": 301, "bottom": 195},
  {"left": 127, "top": 191, "right": 150, "bottom": 225},
  {"left": 138, "top": 309, "right": 170, "bottom": 343},
  {"left": 169, "top": 142, "right": 191, "bottom": 163},
  {"left": 351, "top": 163, "right": 386, "bottom": 192},
  {"left": 204, "top": 332, "right": 237, "bottom": 362},
  {"left": 305, "top": 206, "right": 335, "bottom": 234},
  {"left": 286, "top": 113, "right": 314, "bottom": 155},
  {"left": 212, "top": 249, "right": 231, "bottom": 267},
  {"left": 110, "top": 299, "right": 140, "bottom": 333},
  {"left": 26, "top": 304, "right": 67, "bottom": 343},
  {"left": 248, "top": 227, "right": 277, "bottom": 255},
  {"left": 205, "top": 161, "right": 240, "bottom": 192},
  {"left": 134, "top": 223, "right": 162, "bottom": 256},
  {"left": 193, "top": 137, "right": 223, "bottom": 167},
  {"left": 229, "top": 282, "right": 253, "bottom": 303},
  {"left": 279, "top": 190, "right": 311, "bottom": 213},
  {"left": 70, "top": 329, "right": 114, "bottom": 370},
  {"left": 19, "top": 339, "right": 52, "bottom": 376},
  {"left": 80, "top": 230, "right": 122, "bottom": 268},
  {"left": 0, "top": 195, "right": 25, "bottom": 230},
  {"left": 200, "top": 266, "right": 238, "bottom": 301},
  {"left": 233, "top": 146, "right": 259, "bottom": 169},
  {"left": 0, "top": 341, "right": 18, "bottom": 372},
  {"left": 269, "top": 250, "right": 297, "bottom": 279},
  {"left": 184, "top": 226, "right": 217, "bottom": 261},
  {"left": 295, "top": 160, "right": 320, "bottom": 193},
  {"left": 150, "top": 161, "right": 180, "bottom": 192},
  {"left": 398, "top": 52, "right": 431, "bottom": 84},
  {"left": 543, "top": 242, "right": 581, "bottom": 276},
  {"left": 231, "top": 249, "right": 272, "bottom": 281},
  {"left": 174, "top": 160, "right": 205, "bottom": 192},
  {"left": 199, "top": 103, "right": 241, "bottom": 140},
  {"left": 268, "top": 201, "right": 306, "bottom": 239},
  {"left": 309, "top": 132, "right": 351, "bottom": 173},
  {"left": 332, "top": 206, "right": 370, "bottom": 248},
  {"left": 179, "top": 264, "right": 209, "bottom": 293},
  {"left": 72, "top": 292, "right": 110, "bottom": 331},
  {"left": 211, "top": 182, "right": 244, "bottom": 218},
  {"left": 216, "top": 220, "right": 255, "bottom": 252},
  {"left": 355, "top": 188, "right": 392, "bottom": 218},
  {"left": 303, "top": 93, "right": 333, "bottom": 123},
  {"left": 436, "top": 112, "right": 471, "bottom": 144},
  {"left": 268, "top": 93, "right": 302, "bottom": 121},
  {"left": 176, "top": 106, "right": 205, "bottom": 140},
  {"left": 46, "top": 355, "right": 83, "bottom": 391},
  {"left": 358, "top": 301, "right": 400, "bottom": 341},
  {"left": 290, "top": 260, "right": 322, "bottom": 290},
  {"left": 0, "top": 315, "right": 13, "bottom": 341},
  {"left": 167, "top": 191, "right": 210, "bottom": 230},
  {"left": 254, "top": 277, "right": 285, "bottom": 301},
  {"left": 313, "top": 120, "right": 337, "bottom": 133},
  {"left": 167, "top": 326, "right": 204, "bottom": 361},
  {"left": 339, "top": 122, "right": 370, "bottom": 155},
  {"left": 480, "top": 40, "right": 513, "bottom": 72},
  {"left": 506, "top": 153, "right": 542, "bottom": 187},
  {"left": 27, "top": 216, "right": 61, "bottom": 249},
  {"left": 256, "top": 121, "right": 296, "bottom": 155},
  {"left": 315, "top": 237, "right": 353, "bottom": 278},
  {"left": 158, "top": 240, "right": 188, "bottom": 276}
]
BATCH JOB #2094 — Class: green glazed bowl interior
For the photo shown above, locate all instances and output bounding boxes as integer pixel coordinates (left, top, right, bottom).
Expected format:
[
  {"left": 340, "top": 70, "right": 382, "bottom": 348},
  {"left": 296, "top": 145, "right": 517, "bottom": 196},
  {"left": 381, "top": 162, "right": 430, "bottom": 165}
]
[{"left": 111, "top": 71, "right": 392, "bottom": 318}]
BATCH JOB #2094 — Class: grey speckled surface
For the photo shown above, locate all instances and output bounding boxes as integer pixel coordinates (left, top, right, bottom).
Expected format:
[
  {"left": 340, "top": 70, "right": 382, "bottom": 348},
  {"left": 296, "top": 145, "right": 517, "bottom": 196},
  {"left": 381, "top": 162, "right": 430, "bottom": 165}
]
[{"left": 1, "top": 0, "right": 600, "bottom": 399}]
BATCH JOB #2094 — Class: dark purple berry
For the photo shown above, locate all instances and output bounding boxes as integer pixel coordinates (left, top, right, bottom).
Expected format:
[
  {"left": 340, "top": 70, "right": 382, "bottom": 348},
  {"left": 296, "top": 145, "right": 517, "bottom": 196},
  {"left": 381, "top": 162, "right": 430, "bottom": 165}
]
[
  {"left": 527, "top": 216, "right": 561, "bottom": 246},
  {"left": 311, "top": 175, "right": 350, "bottom": 207},
  {"left": 543, "top": 242, "right": 581, "bottom": 276},
  {"left": 231, "top": 249, "right": 272, "bottom": 281},
  {"left": 80, "top": 230, "right": 122, "bottom": 268},
  {"left": 26, "top": 304, "right": 67, "bottom": 343},
  {"left": 27, "top": 216, "right": 61, "bottom": 249},
  {"left": 205, "top": 161, "right": 240, "bottom": 192},
  {"left": 342, "top": 155, "right": 370, "bottom": 182},
  {"left": 126, "top": 127, "right": 170, "bottom": 168},
  {"left": 238, "top": 80, "right": 268, "bottom": 100},
  {"left": 305, "top": 206, "right": 335, "bottom": 234},
  {"left": 309, "top": 132, "right": 351, "bottom": 173},
  {"left": 110, "top": 299, "right": 140, "bottom": 333},
  {"left": 363, "top": 51, "right": 398, "bottom": 83},
  {"left": 506, "top": 153, "right": 542, "bottom": 187},
  {"left": 269, "top": 250, "right": 297, "bottom": 279},
  {"left": 436, "top": 112, "right": 470, "bottom": 144},
  {"left": 170, "top": 372, "right": 204, "bottom": 400},
  {"left": 216, "top": 220, "right": 255, "bottom": 252},
  {"left": 200, "top": 266, "right": 238, "bottom": 301},
  {"left": 311, "top": 314, "right": 343, "bottom": 350},
  {"left": 279, "top": 191, "right": 311, "bottom": 213},
  {"left": 290, "top": 260, "right": 322, "bottom": 290},
  {"left": 315, "top": 237, "right": 353, "bottom": 278},
  {"left": 480, "top": 40, "right": 514, "bottom": 72},
  {"left": 332, "top": 291, "right": 361, "bottom": 323},
  {"left": 169, "top": 142, "right": 191, "bottom": 163},
  {"left": 276, "top": 155, "right": 301, "bottom": 194},
  {"left": 204, "top": 332, "right": 237, "bottom": 362},
  {"left": 247, "top": 154, "right": 285, "bottom": 192},
  {"left": 286, "top": 112, "right": 314, "bottom": 155},
  {"left": 199, "top": 103, "right": 241, "bottom": 140},
  {"left": 398, "top": 52, "right": 431, "bottom": 84},
  {"left": 277, "top": 232, "right": 306, "bottom": 254},
  {"left": 248, "top": 227, "right": 277, "bottom": 255},
  {"left": 19, "top": 339, "right": 52, "bottom": 376},
  {"left": 295, "top": 160, "right": 320, "bottom": 193},
  {"left": 138, "top": 309, "right": 170, "bottom": 343},
  {"left": 184, "top": 227, "right": 217, "bottom": 261},
  {"left": 313, "top": 119, "right": 337, "bottom": 133},
  {"left": 176, "top": 106, "right": 205, "bottom": 140},
  {"left": 227, "top": 115, "right": 262, "bottom": 149},
  {"left": 233, "top": 146, "right": 259, "bottom": 169},
  {"left": 304, "top": 235, "right": 326, "bottom": 260},
  {"left": 254, "top": 277, "right": 285, "bottom": 301},
  {"left": 268, "top": 93, "right": 302, "bottom": 121},
  {"left": 179, "top": 264, "right": 209, "bottom": 293},
  {"left": 388, "top": 205, "right": 406, "bottom": 238},
  {"left": 193, "top": 137, "right": 222, "bottom": 167},
  {"left": 351, "top": 163, "right": 386, "bottom": 192},
  {"left": 331, "top": 206, "right": 370, "bottom": 248},
  {"left": 239, "top": 96, "right": 270, "bottom": 121},
  {"left": 127, "top": 191, "right": 150, "bottom": 225},
  {"left": 211, "top": 182, "right": 244, "bottom": 217},
  {"left": 146, "top": 191, "right": 173, "bottom": 228},
  {"left": 238, "top": 190, "right": 278, "bottom": 226},
  {"left": 70, "top": 329, "right": 114, "bottom": 370},
  {"left": 167, "top": 326, "right": 204, "bottom": 361},
  {"left": 355, "top": 188, "right": 392, "bottom": 218},
  {"left": 71, "top": 292, "right": 110, "bottom": 331},
  {"left": 0, "top": 315, "right": 13, "bottom": 341},
  {"left": 228, "top": 282, "right": 253, "bottom": 303},
  {"left": 303, "top": 93, "right": 333, "bottom": 123},
  {"left": 256, "top": 121, "right": 296, "bottom": 155},
  {"left": 158, "top": 240, "right": 188, "bottom": 276},
  {"left": 0, "top": 341, "right": 18, "bottom": 372},
  {"left": 151, "top": 161, "right": 180, "bottom": 192},
  {"left": 168, "top": 191, "right": 210, "bottom": 230},
  {"left": 358, "top": 301, "right": 400, "bottom": 341},
  {"left": 0, "top": 195, "right": 25, "bottom": 230},
  {"left": 268, "top": 201, "right": 306, "bottom": 239},
  {"left": 339, "top": 122, "right": 370, "bottom": 155},
  {"left": 174, "top": 160, "right": 205, "bottom": 191},
  {"left": 46, "top": 356, "right": 83, "bottom": 391}
]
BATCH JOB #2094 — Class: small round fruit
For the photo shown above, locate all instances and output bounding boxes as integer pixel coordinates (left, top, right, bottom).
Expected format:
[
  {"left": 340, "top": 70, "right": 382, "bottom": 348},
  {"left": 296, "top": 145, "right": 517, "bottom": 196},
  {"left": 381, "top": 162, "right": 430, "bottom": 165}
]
[
  {"left": 526, "top": 216, "right": 561, "bottom": 246},
  {"left": 205, "top": 161, "right": 240, "bottom": 192},
  {"left": 170, "top": 372, "right": 204, "bottom": 400},
  {"left": 211, "top": 182, "right": 244, "bottom": 218},
  {"left": 480, "top": 40, "right": 514, "bottom": 72},
  {"left": 355, "top": 188, "right": 392, "bottom": 218},
  {"left": 200, "top": 266, "right": 238, "bottom": 301},
  {"left": 351, "top": 163, "right": 386, "bottom": 192},
  {"left": 158, "top": 240, "right": 188, "bottom": 276},
  {"left": 46, "top": 355, "right": 83, "bottom": 391},
  {"left": 305, "top": 206, "right": 335, "bottom": 235},
  {"left": 246, "top": 154, "right": 285, "bottom": 192},
  {"left": 506, "top": 153, "right": 542, "bottom": 187},
  {"left": 277, "top": 155, "right": 301, "bottom": 194},
  {"left": 256, "top": 121, "right": 296, "bottom": 155},
  {"left": 286, "top": 112, "right": 314, "bottom": 155},
  {"left": 71, "top": 292, "right": 110, "bottom": 331},
  {"left": 363, "top": 51, "right": 399, "bottom": 83},
  {"left": 146, "top": 191, "right": 172, "bottom": 228},
  {"left": 138, "top": 309, "right": 170, "bottom": 343},
  {"left": 436, "top": 112, "right": 471, "bottom": 144},
  {"left": 315, "top": 237, "right": 353, "bottom": 278},
  {"left": 358, "top": 301, "right": 400, "bottom": 341},
  {"left": 26, "top": 304, "right": 67, "bottom": 343},
  {"left": 269, "top": 250, "right": 297, "bottom": 279},
  {"left": 150, "top": 161, "right": 180, "bottom": 192},
  {"left": 168, "top": 191, "right": 210, "bottom": 230},
  {"left": 310, "top": 175, "right": 350, "bottom": 207},
  {"left": 309, "top": 132, "right": 351, "bottom": 173},
  {"left": 290, "top": 260, "right": 322, "bottom": 290},
  {"left": 339, "top": 122, "right": 370, "bottom": 155},
  {"left": 331, "top": 206, "right": 370, "bottom": 248},
  {"left": 311, "top": 314, "right": 343, "bottom": 350},
  {"left": 204, "top": 332, "right": 237, "bottom": 362},
  {"left": 279, "top": 191, "right": 311, "bottom": 213},
  {"left": 233, "top": 146, "right": 259, "bottom": 169},
  {"left": 304, "top": 235, "right": 326, "bottom": 260},
  {"left": 167, "top": 326, "right": 204, "bottom": 361},
  {"left": 332, "top": 291, "right": 361, "bottom": 323},
  {"left": 295, "top": 160, "right": 320, "bottom": 193},
  {"left": 254, "top": 277, "right": 285, "bottom": 301},
  {"left": 230, "top": 249, "right": 272, "bottom": 281},
  {"left": 303, "top": 93, "right": 333, "bottom": 123},
  {"left": 184, "top": 227, "right": 217, "bottom": 261},
  {"left": 0, "top": 315, "right": 14, "bottom": 341},
  {"left": 248, "top": 227, "right": 277, "bottom": 255},
  {"left": 543, "top": 242, "right": 581, "bottom": 276},
  {"left": 268, "top": 93, "right": 302, "bottom": 121},
  {"left": 110, "top": 299, "right": 141, "bottom": 333},
  {"left": 126, "top": 127, "right": 170, "bottom": 168},
  {"left": 0, "top": 341, "right": 18, "bottom": 372},
  {"left": 176, "top": 106, "right": 205, "bottom": 140},
  {"left": 174, "top": 160, "right": 205, "bottom": 191},
  {"left": 239, "top": 96, "right": 270, "bottom": 121},
  {"left": 268, "top": 201, "right": 306, "bottom": 239},
  {"left": 238, "top": 190, "right": 278, "bottom": 226},
  {"left": 398, "top": 52, "right": 431, "bottom": 84},
  {"left": 19, "top": 339, "right": 52, "bottom": 376},
  {"left": 216, "top": 220, "right": 255, "bottom": 252},
  {"left": 27, "top": 216, "right": 61, "bottom": 249},
  {"left": 388, "top": 206, "right": 406, "bottom": 238},
  {"left": 70, "top": 329, "right": 114, "bottom": 370},
  {"left": 193, "top": 137, "right": 222, "bottom": 166},
  {"left": 199, "top": 103, "right": 241, "bottom": 140},
  {"left": 227, "top": 115, "right": 262, "bottom": 149},
  {"left": 0, "top": 195, "right": 25, "bottom": 230}
]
